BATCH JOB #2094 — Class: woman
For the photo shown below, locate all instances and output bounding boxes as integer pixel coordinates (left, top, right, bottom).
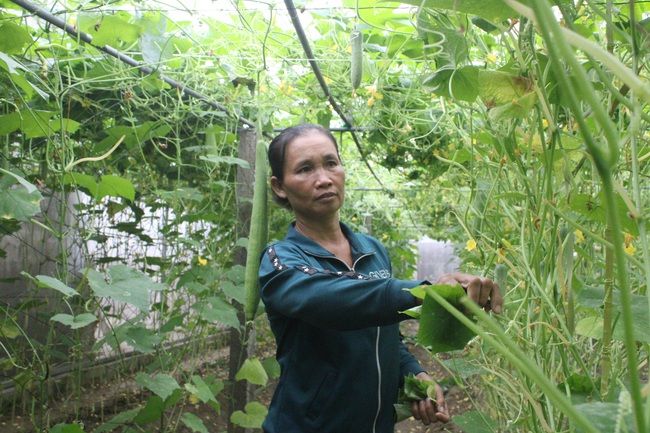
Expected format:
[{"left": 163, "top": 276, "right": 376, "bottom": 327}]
[{"left": 258, "top": 124, "right": 502, "bottom": 433}]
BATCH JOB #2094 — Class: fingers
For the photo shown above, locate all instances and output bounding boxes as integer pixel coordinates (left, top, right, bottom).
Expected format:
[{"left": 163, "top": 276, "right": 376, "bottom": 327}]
[
  {"left": 435, "top": 272, "right": 503, "bottom": 314},
  {"left": 410, "top": 384, "right": 449, "bottom": 425},
  {"left": 434, "top": 384, "right": 450, "bottom": 423}
]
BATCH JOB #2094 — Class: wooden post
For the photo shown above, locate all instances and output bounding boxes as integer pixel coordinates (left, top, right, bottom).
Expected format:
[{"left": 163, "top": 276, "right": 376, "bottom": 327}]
[{"left": 227, "top": 128, "right": 258, "bottom": 433}]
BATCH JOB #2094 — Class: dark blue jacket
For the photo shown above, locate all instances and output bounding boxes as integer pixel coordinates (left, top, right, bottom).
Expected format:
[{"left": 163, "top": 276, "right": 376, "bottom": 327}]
[{"left": 259, "top": 222, "right": 426, "bottom": 433}]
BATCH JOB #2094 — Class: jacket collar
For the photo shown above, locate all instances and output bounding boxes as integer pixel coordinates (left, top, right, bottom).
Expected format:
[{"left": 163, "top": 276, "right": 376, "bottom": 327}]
[{"left": 284, "top": 221, "right": 376, "bottom": 260}]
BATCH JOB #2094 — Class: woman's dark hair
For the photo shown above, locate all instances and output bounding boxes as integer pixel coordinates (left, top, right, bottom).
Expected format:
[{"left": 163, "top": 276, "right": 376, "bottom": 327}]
[{"left": 268, "top": 124, "right": 340, "bottom": 209}]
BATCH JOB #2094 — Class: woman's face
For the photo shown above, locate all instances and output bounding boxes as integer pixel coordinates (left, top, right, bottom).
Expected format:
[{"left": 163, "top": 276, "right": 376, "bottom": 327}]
[{"left": 270, "top": 130, "right": 345, "bottom": 220}]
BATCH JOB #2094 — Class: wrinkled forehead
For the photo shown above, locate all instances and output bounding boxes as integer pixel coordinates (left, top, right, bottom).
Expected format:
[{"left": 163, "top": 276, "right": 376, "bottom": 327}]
[{"left": 284, "top": 131, "right": 339, "bottom": 163}]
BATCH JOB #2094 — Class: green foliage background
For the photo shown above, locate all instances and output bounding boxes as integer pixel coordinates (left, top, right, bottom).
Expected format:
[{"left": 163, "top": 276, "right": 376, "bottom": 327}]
[{"left": 0, "top": 0, "right": 648, "bottom": 432}]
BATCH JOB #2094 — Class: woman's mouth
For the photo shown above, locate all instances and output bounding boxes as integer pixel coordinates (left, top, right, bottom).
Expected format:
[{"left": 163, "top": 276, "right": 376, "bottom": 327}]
[{"left": 317, "top": 192, "right": 337, "bottom": 200}]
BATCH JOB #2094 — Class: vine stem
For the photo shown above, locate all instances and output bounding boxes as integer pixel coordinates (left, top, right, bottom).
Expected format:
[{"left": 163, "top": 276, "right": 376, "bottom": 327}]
[
  {"left": 515, "top": 1, "right": 646, "bottom": 431},
  {"left": 424, "top": 287, "right": 601, "bottom": 433}
]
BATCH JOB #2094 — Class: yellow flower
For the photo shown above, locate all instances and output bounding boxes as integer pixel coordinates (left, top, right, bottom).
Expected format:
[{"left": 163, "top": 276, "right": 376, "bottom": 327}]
[
  {"left": 367, "top": 96, "right": 375, "bottom": 106},
  {"left": 198, "top": 256, "right": 207, "bottom": 266},
  {"left": 465, "top": 239, "right": 477, "bottom": 252},
  {"left": 259, "top": 84, "right": 267, "bottom": 93},
  {"left": 189, "top": 395, "right": 200, "bottom": 405},
  {"left": 574, "top": 229, "right": 584, "bottom": 244},
  {"left": 487, "top": 53, "right": 497, "bottom": 64},
  {"left": 365, "top": 84, "right": 377, "bottom": 95},
  {"left": 624, "top": 233, "right": 635, "bottom": 255},
  {"left": 374, "top": 92, "right": 383, "bottom": 100},
  {"left": 531, "top": 133, "right": 543, "bottom": 153}
]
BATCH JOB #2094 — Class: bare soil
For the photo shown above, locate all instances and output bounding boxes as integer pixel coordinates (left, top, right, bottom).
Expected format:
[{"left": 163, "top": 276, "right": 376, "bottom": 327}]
[{"left": 0, "top": 320, "right": 476, "bottom": 433}]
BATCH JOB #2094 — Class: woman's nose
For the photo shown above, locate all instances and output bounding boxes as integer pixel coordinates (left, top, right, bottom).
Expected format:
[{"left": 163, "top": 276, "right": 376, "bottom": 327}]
[{"left": 314, "top": 168, "right": 333, "bottom": 185}]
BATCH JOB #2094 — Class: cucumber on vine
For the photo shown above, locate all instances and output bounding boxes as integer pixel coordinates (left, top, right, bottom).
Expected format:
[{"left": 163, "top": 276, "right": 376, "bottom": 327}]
[
  {"left": 350, "top": 30, "right": 363, "bottom": 90},
  {"left": 244, "top": 139, "right": 268, "bottom": 322}
]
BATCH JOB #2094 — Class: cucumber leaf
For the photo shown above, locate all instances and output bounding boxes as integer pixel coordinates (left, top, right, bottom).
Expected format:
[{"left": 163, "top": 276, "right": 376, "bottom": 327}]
[{"left": 412, "top": 284, "right": 476, "bottom": 353}]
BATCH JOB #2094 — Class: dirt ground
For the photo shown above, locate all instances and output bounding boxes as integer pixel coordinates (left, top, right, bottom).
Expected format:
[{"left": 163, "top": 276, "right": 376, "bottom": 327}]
[{"left": 0, "top": 320, "right": 476, "bottom": 433}]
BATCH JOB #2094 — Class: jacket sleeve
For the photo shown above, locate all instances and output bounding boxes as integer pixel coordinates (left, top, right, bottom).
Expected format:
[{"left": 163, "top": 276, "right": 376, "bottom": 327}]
[
  {"left": 399, "top": 334, "right": 425, "bottom": 381},
  {"left": 259, "top": 243, "right": 421, "bottom": 331}
]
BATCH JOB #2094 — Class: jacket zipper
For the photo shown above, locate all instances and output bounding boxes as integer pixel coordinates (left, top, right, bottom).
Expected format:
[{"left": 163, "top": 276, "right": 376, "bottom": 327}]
[
  {"left": 372, "top": 326, "right": 381, "bottom": 433},
  {"left": 307, "top": 251, "right": 383, "bottom": 432}
]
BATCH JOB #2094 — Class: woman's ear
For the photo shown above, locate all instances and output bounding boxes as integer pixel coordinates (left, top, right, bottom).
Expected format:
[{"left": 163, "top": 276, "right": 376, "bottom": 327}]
[{"left": 270, "top": 176, "right": 287, "bottom": 199}]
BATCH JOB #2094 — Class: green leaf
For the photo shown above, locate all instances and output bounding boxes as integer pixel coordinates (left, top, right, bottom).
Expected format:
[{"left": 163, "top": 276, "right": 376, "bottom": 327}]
[
  {"left": 0, "top": 168, "right": 38, "bottom": 193},
  {"left": 135, "top": 372, "right": 180, "bottom": 401},
  {"left": 32, "top": 274, "right": 79, "bottom": 297},
  {"left": 184, "top": 375, "right": 222, "bottom": 412},
  {"left": 124, "top": 324, "right": 162, "bottom": 353},
  {"left": 575, "top": 315, "right": 604, "bottom": 340},
  {"left": 87, "top": 265, "right": 165, "bottom": 313},
  {"left": 0, "top": 22, "right": 33, "bottom": 55},
  {"left": 50, "top": 423, "right": 87, "bottom": 433},
  {"left": 230, "top": 402, "right": 268, "bottom": 429},
  {"left": 451, "top": 66, "right": 479, "bottom": 102},
  {"left": 195, "top": 297, "right": 240, "bottom": 329},
  {"left": 49, "top": 118, "right": 81, "bottom": 135},
  {"left": 0, "top": 321, "right": 21, "bottom": 339},
  {"left": 573, "top": 402, "right": 636, "bottom": 433},
  {"left": 478, "top": 70, "right": 534, "bottom": 106},
  {"left": 416, "top": 285, "right": 476, "bottom": 353},
  {"left": 395, "top": 373, "right": 437, "bottom": 422},
  {"left": 261, "top": 357, "right": 281, "bottom": 379},
  {"left": 425, "top": 28, "right": 468, "bottom": 67},
  {"left": 0, "top": 183, "right": 43, "bottom": 221},
  {"left": 97, "top": 122, "right": 171, "bottom": 153},
  {"left": 0, "top": 110, "right": 55, "bottom": 138},
  {"left": 63, "top": 173, "right": 99, "bottom": 198},
  {"left": 488, "top": 92, "right": 538, "bottom": 120},
  {"left": 422, "top": 66, "right": 454, "bottom": 98},
  {"left": 396, "top": 0, "right": 516, "bottom": 23},
  {"left": 199, "top": 155, "right": 250, "bottom": 169},
  {"left": 132, "top": 396, "right": 164, "bottom": 425},
  {"left": 235, "top": 357, "right": 268, "bottom": 386},
  {"left": 402, "top": 373, "right": 436, "bottom": 401},
  {"left": 51, "top": 313, "right": 97, "bottom": 329},
  {"left": 94, "top": 408, "right": 140, "bottom": 432},
  {"left": 87, "top": 14, "right": 142, "bottom": 47},
  {"left": 575, "top": 287, "right": 650, "bottom": 343},
  {"left": 442, "top": 356, "right": 483, "bottom": 379},
  {"left": 180, "top": 413, "right": 209, "bottom": 433},
  {"left": 452, "top": 410, "right": 499, "bottom": 432},
  {"left": 220, "top": 280, "right": 245, "bottom": 305},
  {"left": 0, "top": 51, "right": 27, "bottom": 74},
  {"left": 140, "top": 36, "right": 173, "bottom": 68},
  {"left": 97, "top": 175, "right": 136, "bottom": 202},
  {"left": 558, "top": 374, "right": 600, "bottom": 404}
]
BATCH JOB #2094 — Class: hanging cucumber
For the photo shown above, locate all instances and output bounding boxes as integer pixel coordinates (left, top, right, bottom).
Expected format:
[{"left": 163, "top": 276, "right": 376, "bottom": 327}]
[
  {"left": 244, "top": 139, "right": 268, "bottom": 322},
  {"left": 350, "top": 30, "right": 363, "bottom": 90}
]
